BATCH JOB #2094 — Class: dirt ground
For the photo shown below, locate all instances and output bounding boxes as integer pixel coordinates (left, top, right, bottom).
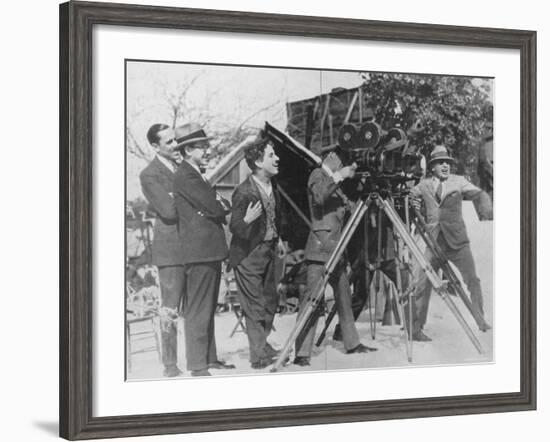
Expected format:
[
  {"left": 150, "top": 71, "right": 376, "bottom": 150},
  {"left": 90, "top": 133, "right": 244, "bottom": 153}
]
[{"left": 127, "top": 202, "right": 493, "bottom": 380}]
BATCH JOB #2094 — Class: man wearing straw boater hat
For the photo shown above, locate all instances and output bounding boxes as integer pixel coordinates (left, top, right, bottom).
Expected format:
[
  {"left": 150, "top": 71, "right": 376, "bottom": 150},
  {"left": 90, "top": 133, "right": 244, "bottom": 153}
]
[
  {"left": 407, "top": 145, "right": 492, "bottom": 342},
  {"left": 172, "top": 123, "right": 235, "bottom": 377}
]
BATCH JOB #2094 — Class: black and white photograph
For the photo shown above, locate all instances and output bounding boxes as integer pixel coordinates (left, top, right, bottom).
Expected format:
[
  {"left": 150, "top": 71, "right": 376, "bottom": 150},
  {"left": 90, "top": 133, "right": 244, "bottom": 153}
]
[
  {"left": 125, "top": 60, "right": 495, "bottom": 380},
  {"left": 1, "top": 0, "right": 545, "bottom": 440}
]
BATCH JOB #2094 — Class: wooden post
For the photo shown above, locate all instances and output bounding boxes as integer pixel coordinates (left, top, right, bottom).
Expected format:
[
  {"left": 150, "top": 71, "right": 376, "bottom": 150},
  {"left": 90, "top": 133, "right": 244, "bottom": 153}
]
[
  {"left": 320, "top": 95, "right": 331, "bottom": 147},
  {"left": 344, "top": 91, "right": 359, "bottom": 124},
  {"left": 359, "top": 87, "right": 363, "bottom": 123},
  {"left": 304, "top": 104, "right": 314, "bottom": 149}
]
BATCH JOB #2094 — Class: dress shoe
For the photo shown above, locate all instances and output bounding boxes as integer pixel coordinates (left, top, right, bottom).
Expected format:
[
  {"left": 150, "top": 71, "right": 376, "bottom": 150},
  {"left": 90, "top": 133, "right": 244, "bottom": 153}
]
[
  {"left": 292, "top": 356, "right": 311, "bottom": 366},
  {"left": 163, "top": 365, "right": 183, "bottom": 377},
  {"left": 412, "top": 331, "right": 432, "bottom": 342},
  {"left": 264, "top": 344, "right": 281, "bottom": 359},
  {"left": 251, "top": 357, "right": 275, "bottom": 369},
  {"left": 208, "top": 360, "right": 236, "bottom": 369},
  {"left": 191, "top": 368, "right": 212, "bottom": 377},
  {"left": 346, "top": 343, "right": 378, "bottom": 354},
  {"left": 478, "top": 322, "right": 492, "bottom": 332}
]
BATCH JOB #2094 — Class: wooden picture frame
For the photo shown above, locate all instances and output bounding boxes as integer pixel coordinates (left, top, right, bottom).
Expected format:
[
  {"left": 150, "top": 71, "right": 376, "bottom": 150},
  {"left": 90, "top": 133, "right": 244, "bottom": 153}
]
[{"left": 59, "top": 1, "right": 536, "bottom": 439}]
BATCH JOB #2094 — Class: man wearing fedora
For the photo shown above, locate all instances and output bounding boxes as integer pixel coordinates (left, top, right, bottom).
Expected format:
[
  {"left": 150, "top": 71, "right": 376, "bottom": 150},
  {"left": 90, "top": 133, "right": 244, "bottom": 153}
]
[
  {"left": 173, "top": 123, "right": 235, "bottom": 377},
  {"left": 139, "top": 123, "right": 185, "bottom": 377},
  {"left": 228, "top": 136, "right": 287, "bottom": 369},
  {"left": 293, "top": 146, "right": 378, "bottom": 367},
  {"left": 407, "top": 145, "right": 492, "bottom": 342}
]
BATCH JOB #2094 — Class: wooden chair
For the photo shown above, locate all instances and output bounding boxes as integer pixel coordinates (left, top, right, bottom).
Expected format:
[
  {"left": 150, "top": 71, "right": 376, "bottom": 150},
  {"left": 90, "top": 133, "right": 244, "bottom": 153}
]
[
  {"left": 126, "top": 313, "right": 162, "bottom": 373},
  {"left": 126, "top": 283, "right": 162, "bottom": 373}
]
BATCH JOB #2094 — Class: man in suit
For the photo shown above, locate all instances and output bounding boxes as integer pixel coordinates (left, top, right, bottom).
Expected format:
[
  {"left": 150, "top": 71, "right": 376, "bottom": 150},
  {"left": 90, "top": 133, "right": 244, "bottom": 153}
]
[
  {"left": 293, "top": 147, "right": 377, "bottom": 367},
  {"left": 139, "top": 123, "right": 184, "bottom": 377},
  {"left": 173, "top": 123, "right": 236, "bottom": 377},
  {"left": 408, "top": 145, "right": 492, "bottom": 341},
  {"left": 229, "top": 137, "right": 286, "bottom": 369}
]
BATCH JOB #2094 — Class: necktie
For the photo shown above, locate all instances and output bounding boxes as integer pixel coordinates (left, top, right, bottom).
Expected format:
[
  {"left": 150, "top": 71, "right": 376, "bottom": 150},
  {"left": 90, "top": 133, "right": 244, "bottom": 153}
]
[{"left": 435, "top": 181, "right": 443, "bottom": 203}]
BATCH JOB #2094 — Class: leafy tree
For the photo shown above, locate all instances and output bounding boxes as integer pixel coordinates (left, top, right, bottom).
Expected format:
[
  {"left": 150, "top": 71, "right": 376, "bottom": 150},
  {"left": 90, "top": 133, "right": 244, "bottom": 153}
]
[{"left": 362, "top": 73, "right": 493, "bottom": 181}]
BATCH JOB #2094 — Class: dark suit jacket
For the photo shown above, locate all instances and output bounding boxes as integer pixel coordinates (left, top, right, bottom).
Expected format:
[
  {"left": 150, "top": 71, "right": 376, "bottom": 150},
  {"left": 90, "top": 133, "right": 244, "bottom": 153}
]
[
  {"left": 174, "top": 160, "right": 229, "bottom": 265},
  {"left": 411, "top": 174, "right": 482, "bottom": 250},
  {"left": 139, "top": 156, "right": 182, "bottom": 267},
  {"left": 304, "top": 167, "right": 348, "bottom": 263},
  {"left": 228, "top": 175, "right": 282, "bottom": 270}
]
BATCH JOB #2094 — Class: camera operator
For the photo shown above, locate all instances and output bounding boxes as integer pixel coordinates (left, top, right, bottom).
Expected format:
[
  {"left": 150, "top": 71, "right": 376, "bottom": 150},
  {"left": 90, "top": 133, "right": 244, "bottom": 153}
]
[
  {"left": 407, "top": 145, "right": 492, "bottom": 342},
  {"left": 293, "top": 147, "right": 377, "bottom": 367}
]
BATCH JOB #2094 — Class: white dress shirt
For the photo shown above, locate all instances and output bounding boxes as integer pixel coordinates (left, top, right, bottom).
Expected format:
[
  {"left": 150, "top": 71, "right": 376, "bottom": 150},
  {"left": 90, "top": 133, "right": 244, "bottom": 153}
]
[
  {"left": 251, "top": 175, "right": 273, "bottom": 197},
  {"left": 157, "top": 155, "right": 177, "bottom": 173}
]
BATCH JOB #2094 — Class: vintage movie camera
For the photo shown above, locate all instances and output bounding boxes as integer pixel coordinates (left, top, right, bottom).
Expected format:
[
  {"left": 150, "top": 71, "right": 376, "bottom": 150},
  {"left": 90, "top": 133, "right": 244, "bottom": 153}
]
[{"left": 337, "top": 120, "right": 424, "bottom": 184}]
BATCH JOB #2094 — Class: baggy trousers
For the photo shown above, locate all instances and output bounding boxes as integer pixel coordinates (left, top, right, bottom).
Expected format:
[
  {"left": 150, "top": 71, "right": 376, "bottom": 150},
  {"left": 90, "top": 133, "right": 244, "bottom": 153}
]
[
  {"left": 295, "top": 261, "right": 360, "bottom": 357},
  {"left": 157, "top": 265, "right": 186, "bottom": 369},
  {"left": 234, "top": 242, "right": 279, "bottom": 364},
  {"left": 182, "top": 261, "right": 221, "bottom": 371},
  {"left": 407, "top": 234, "right": 486, "bottom": 334}
]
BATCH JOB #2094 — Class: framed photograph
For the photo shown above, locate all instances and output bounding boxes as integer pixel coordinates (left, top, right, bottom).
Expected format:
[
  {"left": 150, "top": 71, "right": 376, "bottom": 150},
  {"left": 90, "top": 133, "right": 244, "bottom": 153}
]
[{"left": 60, "top": 0, "right": 536, "bottom": 439}]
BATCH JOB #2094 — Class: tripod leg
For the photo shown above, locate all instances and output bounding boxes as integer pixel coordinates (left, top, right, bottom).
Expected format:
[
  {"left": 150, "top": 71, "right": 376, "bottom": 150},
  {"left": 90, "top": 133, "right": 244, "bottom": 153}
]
[
  {"left": 402, "top": 199, "right": 415, "bottom": 360},
  {"left": 374, "top": 209, "right": 384, "bottom": 335},
  {"left": 367, "top": 274, "right": 376, "bottom": 338},
  {"left": 407, "top": 288, "right": 413, "bottom": 361},
  {"left": 392, "top": 284, "right": 412, "bottom": 362},
  {"left": 393, "top": 234, "right": 413, "bottom": 362},
  {"left": 379, "top": 198, "right": 484, "bottom": 354},
  {"left": 385, "top": 196, "right": 412, "bottom": 361},
  {"left": 362, "top": 216, "right": 376, "bottom": 340},
  {"left": 271, "top": 199, "right": 371, "bottom": 372},
  {"left": 411, "top": 206, "right": 478, "bottom": 322},
  {"left": 315, "top": 303, "right": 338, "bottom": 347}
]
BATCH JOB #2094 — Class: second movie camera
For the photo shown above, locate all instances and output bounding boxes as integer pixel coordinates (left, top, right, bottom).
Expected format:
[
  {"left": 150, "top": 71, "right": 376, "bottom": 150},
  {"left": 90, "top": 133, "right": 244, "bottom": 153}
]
[{"left": 337, "top": 119, "right": 424, "bottom": 182}]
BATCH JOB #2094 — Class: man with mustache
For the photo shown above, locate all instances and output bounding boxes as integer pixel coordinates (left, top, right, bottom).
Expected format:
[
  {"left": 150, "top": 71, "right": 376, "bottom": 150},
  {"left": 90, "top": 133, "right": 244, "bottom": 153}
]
[
  {"left": 229, "top": 136, "right": 287, "bottom": 369},
  {"left": 408, "top": 145, "right": 492, "bottom": 342}
]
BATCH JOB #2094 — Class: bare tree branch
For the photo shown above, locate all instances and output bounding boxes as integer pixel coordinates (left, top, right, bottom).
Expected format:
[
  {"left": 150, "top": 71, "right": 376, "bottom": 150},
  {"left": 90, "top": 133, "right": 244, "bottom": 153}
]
[{"left": 127, "top": 127, "right": 153, "bottom": 161}]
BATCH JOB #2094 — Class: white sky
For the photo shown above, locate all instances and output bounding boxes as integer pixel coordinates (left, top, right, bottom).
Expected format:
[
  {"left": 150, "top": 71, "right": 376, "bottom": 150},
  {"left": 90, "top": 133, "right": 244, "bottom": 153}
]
[
  {"left": 126, "top": 61, "right": 366, "bottom": 200},
  {"left": 126, "top": 61, "right": 492, "bottom": 200},
  {"left": 127, "top": 60, "right": 366, "bottom": 133}
]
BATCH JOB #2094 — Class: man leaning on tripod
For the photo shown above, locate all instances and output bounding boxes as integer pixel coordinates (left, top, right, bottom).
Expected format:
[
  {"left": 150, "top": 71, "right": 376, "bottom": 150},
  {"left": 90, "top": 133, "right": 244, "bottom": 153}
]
[
  {"left": 408, "top": 145, "right": 492, "bottom": 342},
  {"left": 293, "top": 146, "right": 378, "bottom": 367}
]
